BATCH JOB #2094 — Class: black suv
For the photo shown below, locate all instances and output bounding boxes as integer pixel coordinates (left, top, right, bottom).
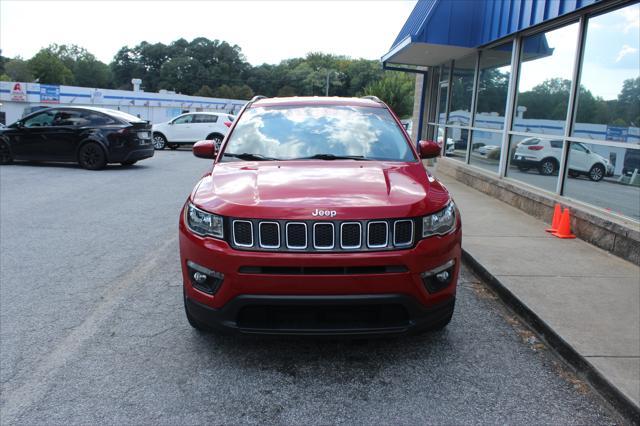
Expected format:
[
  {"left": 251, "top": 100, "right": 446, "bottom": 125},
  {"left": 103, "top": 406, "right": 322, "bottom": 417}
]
[{"left": 0, "top": 107, "right": 154, "bottom": 170}]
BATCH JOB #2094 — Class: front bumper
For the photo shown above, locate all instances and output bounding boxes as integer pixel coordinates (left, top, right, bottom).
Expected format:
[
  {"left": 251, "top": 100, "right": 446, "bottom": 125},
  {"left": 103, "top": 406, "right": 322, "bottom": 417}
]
[
  {"left": 179, "top": 212, "right": 461, "bottom": 335},
  {"left": 186, "top": 294, "right": 456, "bottom": 336}
]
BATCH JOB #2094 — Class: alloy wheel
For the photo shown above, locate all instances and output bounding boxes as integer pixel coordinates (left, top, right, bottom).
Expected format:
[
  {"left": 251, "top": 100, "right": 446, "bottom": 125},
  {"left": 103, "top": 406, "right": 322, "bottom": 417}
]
[
  {"left": 590, "top": 165, "right": 604, "bottom": 181},
  {"left": 153, "top": 135, "right": 166, "bottom": 150}
]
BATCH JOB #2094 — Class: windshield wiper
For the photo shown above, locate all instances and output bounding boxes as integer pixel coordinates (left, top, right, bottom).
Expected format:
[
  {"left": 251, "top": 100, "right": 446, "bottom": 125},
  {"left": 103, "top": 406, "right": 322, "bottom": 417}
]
[
  {"left": 293, "top": 154, "right": 370, "bottom": 161},
  {"left": 223, "top": 152, "right": 280, "bottom": 161}
]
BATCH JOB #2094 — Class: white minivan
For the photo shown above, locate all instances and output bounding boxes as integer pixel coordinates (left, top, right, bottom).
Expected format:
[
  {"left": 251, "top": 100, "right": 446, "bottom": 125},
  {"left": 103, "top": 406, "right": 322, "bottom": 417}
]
[{"left": 152, "top": 112, "right": 234, "bottom": 150}]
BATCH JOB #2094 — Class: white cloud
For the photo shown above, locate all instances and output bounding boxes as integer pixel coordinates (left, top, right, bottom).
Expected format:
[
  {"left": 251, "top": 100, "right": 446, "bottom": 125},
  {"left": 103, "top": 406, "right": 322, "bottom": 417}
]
[
  {"left": 622, "top": 5, "right": 640, "bottom": 33},
  {"left": 615, "top": 44, "right": 638, "bottom": 62}
]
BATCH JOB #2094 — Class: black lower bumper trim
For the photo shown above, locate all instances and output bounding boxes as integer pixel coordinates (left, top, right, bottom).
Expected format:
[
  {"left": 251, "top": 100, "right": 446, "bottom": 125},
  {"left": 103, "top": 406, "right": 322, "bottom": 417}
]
[{"left": 185, "top": 294, "right": 455, "bottom": 336}]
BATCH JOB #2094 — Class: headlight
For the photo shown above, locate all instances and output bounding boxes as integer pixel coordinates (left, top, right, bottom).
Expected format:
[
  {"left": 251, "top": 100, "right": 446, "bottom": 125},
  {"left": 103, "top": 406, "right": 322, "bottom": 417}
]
[
  {"left": 422, "top": 201, "right": 457, "bottom": 238},
  {"left": 186, "top": 202, "right": 224, "bottom": 238}
]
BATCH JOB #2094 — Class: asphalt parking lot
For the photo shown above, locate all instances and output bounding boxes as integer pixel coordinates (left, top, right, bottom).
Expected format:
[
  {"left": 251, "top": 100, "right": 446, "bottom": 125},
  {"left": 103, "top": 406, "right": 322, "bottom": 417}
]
[{"left": 0, "top": 151, "right": 616, "bottom": 424}]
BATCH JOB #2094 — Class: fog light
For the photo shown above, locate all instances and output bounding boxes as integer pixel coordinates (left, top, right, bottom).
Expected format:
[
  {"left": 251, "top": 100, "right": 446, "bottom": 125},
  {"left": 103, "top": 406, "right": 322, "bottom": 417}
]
[
  {"left": 421, "top": 259, "right": 455, "bottom": 293},
  {"left": 187, "top": 260, "right": 224, "bottom": 295},
  {"left": 435, "top": 270, "right": 450, "bottom": 282},
  {"left": 193, "top": 271, "right": 208, "bottom": 284}
]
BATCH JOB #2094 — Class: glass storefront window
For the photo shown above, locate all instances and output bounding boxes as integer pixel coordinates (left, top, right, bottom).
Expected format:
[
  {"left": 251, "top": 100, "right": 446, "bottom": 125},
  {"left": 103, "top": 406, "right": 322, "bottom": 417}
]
[
  {"left": 469, "top": 130, "right": 502, "bottom": 173},
  {"left": 437, "top": 82, "right": 449, "bottom": 124},
  {"left": 564, "top": 144, "right": 640, "bottom": 220},
  {"left": 573, "top": 3, "right": 640, "bottom": 142},
  {"left": 507, "top": 134, "right": 561, "bottom": 192},
  {"left": 474, "top": 41, "right": 513, "bottom": 130},
  {"left": 513, "top": 22, "right": 580, "bottom": 136},
  {"left": 442, "top": 126, "right": 467, "bottom": 161},
  {"left": 447, "top": 54, "right": 476, "bottom": 126}
]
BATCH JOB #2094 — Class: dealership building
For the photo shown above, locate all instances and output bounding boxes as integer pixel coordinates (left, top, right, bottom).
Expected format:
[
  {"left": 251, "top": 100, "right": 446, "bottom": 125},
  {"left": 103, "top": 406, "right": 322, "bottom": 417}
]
[
  {"left": 384, "top": 0, "right": 639, "bottom": 257},
  {"left": 0, "top": 80, "right": 247, "bottom": 126}
]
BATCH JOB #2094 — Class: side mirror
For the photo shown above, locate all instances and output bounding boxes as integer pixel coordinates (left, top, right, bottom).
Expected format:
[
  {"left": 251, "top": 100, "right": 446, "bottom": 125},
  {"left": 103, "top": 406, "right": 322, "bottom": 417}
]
[
  {"left": 193, "top": 140, "right": 217, "bottom": 159},
  {"left": 418, "top": 140, "right": 441, "bottom": 159},
  {"left": 168, "top": 121, "right": 174, "bottom": 125}
]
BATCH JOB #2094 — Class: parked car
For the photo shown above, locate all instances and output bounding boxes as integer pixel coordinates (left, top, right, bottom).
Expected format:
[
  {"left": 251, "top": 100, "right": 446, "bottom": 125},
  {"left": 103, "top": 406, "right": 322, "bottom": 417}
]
[
  {"left": 437, "top": 127, "right": 455, "bottom": 156},
  {"left": 152, "top": 112, "right": 235, "bottom": 150},
  {"left": 512, "top": 138, "right": 613, "bottom": 181},
  {"left": 622, "top": 148, "right": 640, "bottom": 177},
  {"left": 0, "top": 107, "right": 154, "bottom": 170},
  {"left": 476, "top": 144, "right": 500, "bottom": 158},
  {"left": 180, "top": 96, "right": 461, "bottom": 336}
]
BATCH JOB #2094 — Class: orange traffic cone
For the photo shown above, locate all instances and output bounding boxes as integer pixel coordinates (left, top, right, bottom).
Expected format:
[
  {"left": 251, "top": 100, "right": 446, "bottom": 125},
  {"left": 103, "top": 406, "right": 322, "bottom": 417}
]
[
  {"left": 552, "top": 208, "right": 576, "bottom": 239},
  {"left": 546, "top": 204, "right": 562, "bottom": 233}
]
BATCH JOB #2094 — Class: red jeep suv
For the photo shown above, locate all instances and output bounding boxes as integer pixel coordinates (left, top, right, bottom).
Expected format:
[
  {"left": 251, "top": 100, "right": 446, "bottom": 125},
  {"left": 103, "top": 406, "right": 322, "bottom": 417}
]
[{"left": 179, "top": 96, "right": 461, "bottom": 336}]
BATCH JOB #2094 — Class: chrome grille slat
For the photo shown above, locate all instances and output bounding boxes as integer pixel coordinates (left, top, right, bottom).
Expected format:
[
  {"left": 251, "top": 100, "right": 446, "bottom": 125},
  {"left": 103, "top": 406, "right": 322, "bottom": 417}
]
[
  {"left": 393, "top": 219, "right": 414, "bottom": 247},
  {"left": 340, "top": 222, "right": 362, "bottom": 249},
  {"left": 313, "top": 222, "right": 335, "bottom": 249},
  {"left": 231, "top": 218, "right": 416, "bottom": 252}
]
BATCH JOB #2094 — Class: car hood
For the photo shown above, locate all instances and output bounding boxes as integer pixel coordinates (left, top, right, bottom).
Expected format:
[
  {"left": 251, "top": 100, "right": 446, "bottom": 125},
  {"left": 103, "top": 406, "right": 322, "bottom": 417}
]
[{"left": 190, "top": 160, "right": 451, "bottom": 220}]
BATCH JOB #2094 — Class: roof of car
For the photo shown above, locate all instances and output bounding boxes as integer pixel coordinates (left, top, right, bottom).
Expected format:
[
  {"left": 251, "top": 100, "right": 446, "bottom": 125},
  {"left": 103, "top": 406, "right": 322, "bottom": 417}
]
[{"left": 251, "top": 96, "right": 385, "bottom": 108}]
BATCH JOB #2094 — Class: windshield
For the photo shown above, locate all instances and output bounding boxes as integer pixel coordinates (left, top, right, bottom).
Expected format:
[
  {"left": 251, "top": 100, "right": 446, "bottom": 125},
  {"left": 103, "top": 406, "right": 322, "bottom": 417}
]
[{"left": 221, "top": 105, "right": 416, "bottom": 162}]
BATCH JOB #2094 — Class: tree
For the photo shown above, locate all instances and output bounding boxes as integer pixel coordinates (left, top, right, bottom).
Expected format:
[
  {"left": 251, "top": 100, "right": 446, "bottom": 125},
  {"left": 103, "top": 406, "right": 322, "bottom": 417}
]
[
  {"left": 213, "top": 84, "right": 234, "bottom": 99},
  {"left": 364, "top": 72, "right": 415, "bottom": 118},
  {"left": 277, "top": 85, "right": 297, "bottom": 97},
  {"left": 42, "top": 44, "right": 111, "bottom": 87},
  {"left": 28, "top": 50, "right": 74, "bottom": 85},
  {"left": 3, "top": 58, "right": 34, "bottom": 82},
  {"left": 616, "top": 77, "right": 640, "bottom": 126},
  {"left": 194, "top": 84, "right": 216, "bottom": 97}
]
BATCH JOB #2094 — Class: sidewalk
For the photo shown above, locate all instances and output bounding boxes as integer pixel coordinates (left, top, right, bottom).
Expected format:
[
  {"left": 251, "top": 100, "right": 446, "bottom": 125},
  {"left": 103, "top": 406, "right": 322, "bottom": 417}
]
[{"left": 434, "top": 168, "right": 640, "bottom": 418}]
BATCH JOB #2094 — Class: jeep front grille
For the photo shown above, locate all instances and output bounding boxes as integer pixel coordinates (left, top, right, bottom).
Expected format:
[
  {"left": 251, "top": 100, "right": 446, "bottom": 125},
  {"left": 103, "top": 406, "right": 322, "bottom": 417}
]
[{"left": 230, "top": 218, "right": 417, "bottom": 252}]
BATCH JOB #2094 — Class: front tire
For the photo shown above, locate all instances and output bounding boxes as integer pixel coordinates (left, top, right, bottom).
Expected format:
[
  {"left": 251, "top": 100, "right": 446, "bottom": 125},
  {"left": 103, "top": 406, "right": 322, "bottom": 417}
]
[
  {"left": 538, "top": 158, "right": 557, "bottom": 176},
  {"left": 153, "top": 133, "right": 167, "bottom": 150},
  {"left": 78, "top": 142, "right": 107, "bottom": 170},
  {"left": 588, "top": 164, "right": 605, "bottom": 182},
  {"left": 0, "top": 141, "right": 13, "bottom": 164}
]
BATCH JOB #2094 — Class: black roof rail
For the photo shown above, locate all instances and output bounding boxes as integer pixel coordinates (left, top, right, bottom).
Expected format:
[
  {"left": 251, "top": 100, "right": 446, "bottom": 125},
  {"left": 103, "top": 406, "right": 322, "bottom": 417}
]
[
  {"left": 360, "top": 95, "right": 383, "bottom": 103},
  {"left": 249, "top": 95, "right": 267, "bottom": 103}
]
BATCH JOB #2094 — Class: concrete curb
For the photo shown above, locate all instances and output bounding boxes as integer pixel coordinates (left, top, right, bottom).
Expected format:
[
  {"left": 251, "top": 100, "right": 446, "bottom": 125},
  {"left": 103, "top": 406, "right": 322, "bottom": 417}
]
[{"left": 461, "top": 249, "right": 640, "bottom": 425}]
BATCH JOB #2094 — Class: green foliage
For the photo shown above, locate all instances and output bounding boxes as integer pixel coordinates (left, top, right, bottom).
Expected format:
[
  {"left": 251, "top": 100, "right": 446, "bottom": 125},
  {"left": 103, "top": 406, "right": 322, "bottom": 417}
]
[
  {"left": 28, "top": 50, "right": 74, "bottom": 85},
  {"left": 4, "top": 58, "right": 34, "bottom": 82},
  {"left": 363, "top": 72, "right": 415, "bottom": 118},
  {"left": 44, "top": 44, "right": 113, "bottom": 88},
  {"left": 194, "top": 84, "right": 215, "bottom": 97}
]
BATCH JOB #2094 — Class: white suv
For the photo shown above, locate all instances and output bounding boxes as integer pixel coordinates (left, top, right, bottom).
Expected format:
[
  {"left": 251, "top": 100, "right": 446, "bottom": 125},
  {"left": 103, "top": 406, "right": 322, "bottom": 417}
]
[
  {"left": 152, "top": 112, "right": 235, "bottom": 150},
  {"left": 513, "top": 138, "right": 613, "bottom": 182}
]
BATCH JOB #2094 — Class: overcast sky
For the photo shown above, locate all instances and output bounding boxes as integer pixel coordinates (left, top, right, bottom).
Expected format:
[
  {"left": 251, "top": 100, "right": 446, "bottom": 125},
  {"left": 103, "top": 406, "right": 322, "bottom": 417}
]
[{"left": 0, "top": 0, "right": 417, "bottom": 65}]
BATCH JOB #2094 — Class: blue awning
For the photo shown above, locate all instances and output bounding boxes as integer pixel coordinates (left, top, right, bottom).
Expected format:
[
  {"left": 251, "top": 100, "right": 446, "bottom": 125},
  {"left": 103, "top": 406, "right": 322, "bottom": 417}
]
[{"left": 383, "top": 0, "right": 597, "bottom": 67}]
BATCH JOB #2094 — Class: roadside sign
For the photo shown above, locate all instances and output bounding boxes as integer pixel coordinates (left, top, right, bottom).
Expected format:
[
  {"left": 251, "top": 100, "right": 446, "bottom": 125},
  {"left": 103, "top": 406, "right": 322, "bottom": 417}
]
[
  {"left": 40, "top": 84, "right": 60, "bottom": 104},
  {"left": 10, "top": 82, "right": 27, "bottom": 101},
  {"left": 606, "top": 126, "right": 628, "bottom": 142}
]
